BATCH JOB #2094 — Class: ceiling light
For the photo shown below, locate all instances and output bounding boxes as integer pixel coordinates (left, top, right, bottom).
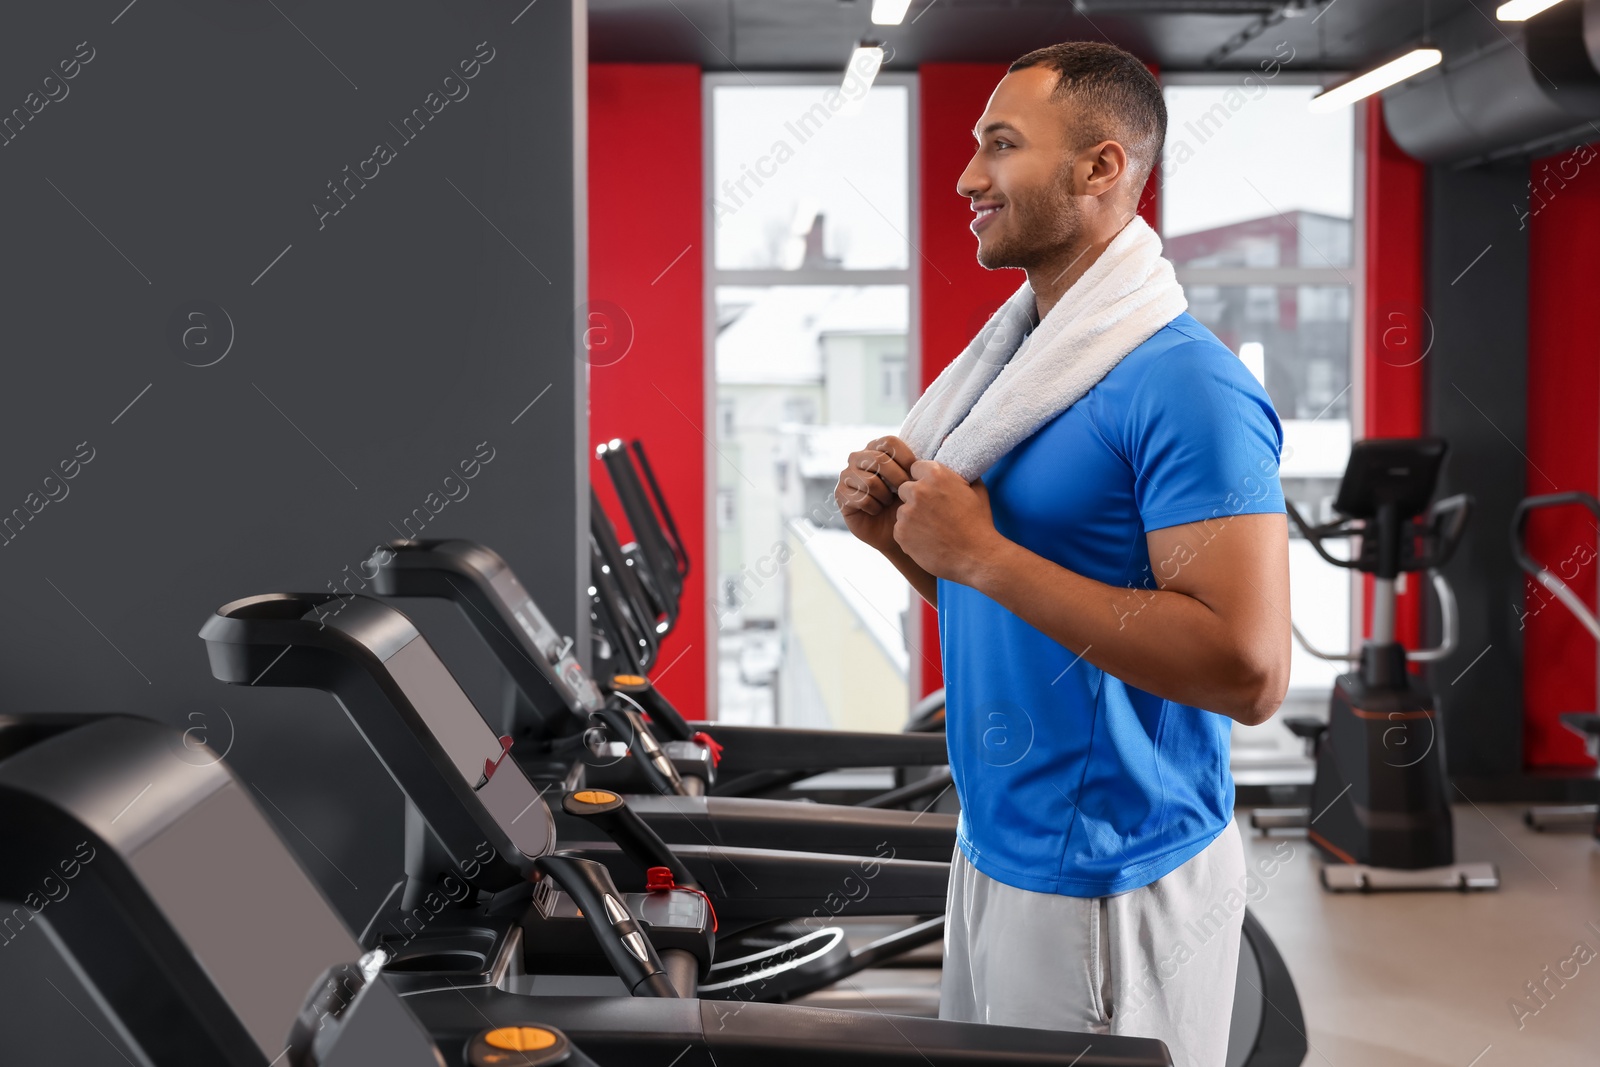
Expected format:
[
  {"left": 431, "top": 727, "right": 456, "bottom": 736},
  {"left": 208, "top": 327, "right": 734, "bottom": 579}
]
[
  {"left": 1495, "top": 0, "right": 1568, "bottom": 19},
  {"left": 1308, "top": 48, "right": 1442, "bottom": 113},
  {"left": 840, "top": 41, "right": 884, "bottom": 116},
  {"left": 871, "top": 0, "right": 914, "bottom": 24}
]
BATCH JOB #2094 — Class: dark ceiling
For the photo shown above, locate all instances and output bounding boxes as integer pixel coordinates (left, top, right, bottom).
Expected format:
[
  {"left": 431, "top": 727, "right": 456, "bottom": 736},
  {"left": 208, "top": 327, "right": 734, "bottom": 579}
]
[{"left": 590, "top": 0, "right": 1489, "bottom": 74}]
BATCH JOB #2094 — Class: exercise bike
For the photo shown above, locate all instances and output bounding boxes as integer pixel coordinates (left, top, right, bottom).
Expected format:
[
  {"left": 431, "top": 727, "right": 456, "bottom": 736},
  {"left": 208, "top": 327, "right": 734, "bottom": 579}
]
[{"left": 1251, "top": 438, "right": 1499, "bottom": 892}]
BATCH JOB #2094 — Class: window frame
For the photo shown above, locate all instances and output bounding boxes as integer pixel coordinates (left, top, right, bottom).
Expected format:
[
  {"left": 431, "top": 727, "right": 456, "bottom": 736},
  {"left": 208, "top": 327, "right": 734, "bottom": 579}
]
[{"left": 702, "top": 71, "right": 921, "bottom": 722}]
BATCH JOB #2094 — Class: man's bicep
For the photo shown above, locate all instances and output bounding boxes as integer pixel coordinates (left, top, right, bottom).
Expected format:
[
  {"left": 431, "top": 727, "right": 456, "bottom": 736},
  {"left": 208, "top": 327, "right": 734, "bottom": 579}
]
[{"left": 1146, "top": 513, "right": 1290, "bottom": 631}]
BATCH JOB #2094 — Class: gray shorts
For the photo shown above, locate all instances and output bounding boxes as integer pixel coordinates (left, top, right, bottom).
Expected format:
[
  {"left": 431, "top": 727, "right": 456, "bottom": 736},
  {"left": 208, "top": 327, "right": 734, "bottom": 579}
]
[{"left": 940, "top": 819, "right": 1247, "bottom": 1067}]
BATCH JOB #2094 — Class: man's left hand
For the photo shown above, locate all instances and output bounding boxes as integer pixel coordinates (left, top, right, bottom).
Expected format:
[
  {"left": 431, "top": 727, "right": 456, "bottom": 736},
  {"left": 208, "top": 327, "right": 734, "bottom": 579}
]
[{"left": 893, "top": 460, "right": 1005, "bottom": 585}]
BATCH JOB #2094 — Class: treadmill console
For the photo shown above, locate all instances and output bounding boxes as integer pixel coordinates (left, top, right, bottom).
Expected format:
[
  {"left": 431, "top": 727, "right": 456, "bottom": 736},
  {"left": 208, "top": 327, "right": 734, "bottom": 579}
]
[{"left": 486, "top": 563, "right": 606, "bottom": 714}]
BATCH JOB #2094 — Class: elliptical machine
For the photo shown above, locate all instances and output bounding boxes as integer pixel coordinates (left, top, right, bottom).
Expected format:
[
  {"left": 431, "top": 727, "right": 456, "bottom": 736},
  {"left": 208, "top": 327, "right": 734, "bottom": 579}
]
[
  {"left": 1252, "top": 437, "right": 1499, "bottom": 891},
  {"left": 1512, "top": 492, "right": 1600, "bottom": 837}
]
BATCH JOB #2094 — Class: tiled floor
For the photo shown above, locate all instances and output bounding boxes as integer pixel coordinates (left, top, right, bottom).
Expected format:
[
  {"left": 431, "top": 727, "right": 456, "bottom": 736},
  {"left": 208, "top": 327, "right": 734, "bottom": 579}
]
[{"left": 1239, "top": 804, "right": 1600, "bottom": 1067}]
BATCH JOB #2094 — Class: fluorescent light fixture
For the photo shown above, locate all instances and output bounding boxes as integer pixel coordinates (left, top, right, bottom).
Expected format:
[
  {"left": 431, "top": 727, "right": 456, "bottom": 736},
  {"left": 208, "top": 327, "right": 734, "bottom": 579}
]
[
  {"left": 840, "top": 42, "right": 884, "bottom": 117},
  {"left": 1239, "top": 342, "right": 1266, "bottom": 387},
  {"left": 1308, "top": 48, "right": 1442, "bottom": 113},
  {"left": 871, "top": 0, "right": 914, "bottom": 24},
  {"left": 1496, "top": 0, "right": 1568, "bottom": 19}
]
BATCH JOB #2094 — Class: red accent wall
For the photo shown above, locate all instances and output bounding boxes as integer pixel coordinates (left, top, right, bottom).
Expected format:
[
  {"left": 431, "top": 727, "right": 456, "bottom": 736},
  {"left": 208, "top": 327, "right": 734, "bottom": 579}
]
[
  {"left": 914, "top": 63, "right": 1160, "bottom": 699},
  {"left": 917, "top": 64, "right": 1013, "bottom": 699},
  {"left": 1362, "top": 100, "right": 1429, "bottom": 654},
  {"left": 1524, "top": 141, "right": 1600, "bottom": 769},
  {"left": 587, "top": 64, "right": 707, "bottom": 718}
]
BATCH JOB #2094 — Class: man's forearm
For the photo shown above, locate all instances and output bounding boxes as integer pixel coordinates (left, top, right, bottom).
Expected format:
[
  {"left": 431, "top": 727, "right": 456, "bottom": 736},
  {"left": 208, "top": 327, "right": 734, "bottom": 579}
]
[{"left": 969, "top": 539, "right": 1274, "bottom": 723}]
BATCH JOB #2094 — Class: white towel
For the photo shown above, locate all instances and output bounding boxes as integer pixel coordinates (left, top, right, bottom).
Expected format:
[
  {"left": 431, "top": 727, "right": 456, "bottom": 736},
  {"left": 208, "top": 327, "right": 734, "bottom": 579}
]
[{"left": 899, "top": 216, "right": 1187, "bottom": 482}]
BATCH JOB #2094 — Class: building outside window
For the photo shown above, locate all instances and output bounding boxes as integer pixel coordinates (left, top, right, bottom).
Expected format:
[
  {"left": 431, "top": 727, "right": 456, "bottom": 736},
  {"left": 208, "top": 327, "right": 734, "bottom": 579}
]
[{"left": 707, "top": 74, "right": 917, "bottom": 731}]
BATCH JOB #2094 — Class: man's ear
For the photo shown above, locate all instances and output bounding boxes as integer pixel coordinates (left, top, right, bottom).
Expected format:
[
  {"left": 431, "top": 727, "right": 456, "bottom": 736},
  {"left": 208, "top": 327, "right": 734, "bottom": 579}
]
[{"left": 1083, "top": 140, "right": 1130, "bottom": 199}]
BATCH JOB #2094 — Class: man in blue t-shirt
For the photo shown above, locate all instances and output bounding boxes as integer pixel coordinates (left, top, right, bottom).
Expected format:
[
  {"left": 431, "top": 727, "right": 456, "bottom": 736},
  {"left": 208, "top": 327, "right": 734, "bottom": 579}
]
[{"left": 834, "top": 43, "right": 1289, "bottom": 1066}]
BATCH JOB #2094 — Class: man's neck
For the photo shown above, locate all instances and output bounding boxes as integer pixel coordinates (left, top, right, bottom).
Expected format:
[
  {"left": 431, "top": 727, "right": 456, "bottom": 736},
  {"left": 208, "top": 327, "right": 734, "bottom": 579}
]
[
  {"left": 1026, "top": 213, "right": 1136, "bottom": 322},
  {"left": 1027, "top": 233, "right": 1112, "bottom": 322}
]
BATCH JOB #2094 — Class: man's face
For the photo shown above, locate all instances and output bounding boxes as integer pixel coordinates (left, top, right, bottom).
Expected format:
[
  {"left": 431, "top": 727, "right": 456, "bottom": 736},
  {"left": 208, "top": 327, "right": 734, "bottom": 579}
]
[{"left": 959, "top": 67, "right": 1085, "bottom": 271}]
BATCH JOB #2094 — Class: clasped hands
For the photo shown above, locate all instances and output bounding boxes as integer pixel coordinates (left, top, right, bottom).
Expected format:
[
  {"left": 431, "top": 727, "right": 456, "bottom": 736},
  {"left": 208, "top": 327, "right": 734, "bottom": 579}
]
[{"left": 833, "top": 435, "right": 1002, "bottom": 586}]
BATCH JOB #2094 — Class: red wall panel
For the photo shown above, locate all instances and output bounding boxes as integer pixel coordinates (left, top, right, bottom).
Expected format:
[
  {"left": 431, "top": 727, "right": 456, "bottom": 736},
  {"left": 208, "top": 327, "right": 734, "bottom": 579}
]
[
  {"left": 587, "top": 64, "right": 707, "bottom": 718},
  {"left": 1524, "top": 141, "right": 1600, "bottom": 769},
  {"left": 916, "top": 63, "right": 1018, "bottom": 698},
  {"left": 1362, "top": 100, "right": 1429, "bottom": 656}
]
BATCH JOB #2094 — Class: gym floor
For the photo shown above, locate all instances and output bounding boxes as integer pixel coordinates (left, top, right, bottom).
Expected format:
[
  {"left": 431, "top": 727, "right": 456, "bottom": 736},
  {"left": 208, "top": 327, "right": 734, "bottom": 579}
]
[
  {"left": 1239, "top": 806, "right": 1600, "bottom": 1067},
  {"left": 800, "top": 806, "right": 1600, "bottom": 1066}
]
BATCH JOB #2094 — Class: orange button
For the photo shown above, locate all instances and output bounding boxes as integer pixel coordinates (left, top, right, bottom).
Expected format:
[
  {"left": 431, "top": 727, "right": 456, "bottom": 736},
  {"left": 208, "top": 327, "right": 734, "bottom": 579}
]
[
  {"left": 573, "top": 789, "right": 619, "bottom": 804},
  {"left": 484, "top": 1026, "right": 558, "bottom": 1052},
  {"left": 612, "top": 674, "right": 647, "bottom": 686}
]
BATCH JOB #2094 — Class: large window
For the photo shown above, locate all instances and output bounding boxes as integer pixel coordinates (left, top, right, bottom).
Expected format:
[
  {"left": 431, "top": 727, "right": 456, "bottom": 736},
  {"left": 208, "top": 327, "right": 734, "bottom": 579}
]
[
  {"left": 706, "top": 75, "right": 917, "bottom": 731},
  {"left": 1161, "top": 80, "right": 1360, "bottom": 767}
]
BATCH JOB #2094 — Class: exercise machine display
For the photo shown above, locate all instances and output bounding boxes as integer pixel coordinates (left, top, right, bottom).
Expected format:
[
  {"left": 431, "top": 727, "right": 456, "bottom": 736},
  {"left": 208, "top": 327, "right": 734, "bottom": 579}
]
[
  {"left": 1512, "top": 492, "right": 1600, "bottom": 837},
  {"left": 1251, "top": 438, "right": 1499, "bottom": 892}
]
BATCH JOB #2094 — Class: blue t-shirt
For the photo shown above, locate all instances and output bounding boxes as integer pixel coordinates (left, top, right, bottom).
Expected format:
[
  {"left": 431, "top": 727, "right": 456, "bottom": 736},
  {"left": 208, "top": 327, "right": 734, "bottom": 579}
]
[{"left": 938, "top": 311, "right": 1285, "bottom": 898}]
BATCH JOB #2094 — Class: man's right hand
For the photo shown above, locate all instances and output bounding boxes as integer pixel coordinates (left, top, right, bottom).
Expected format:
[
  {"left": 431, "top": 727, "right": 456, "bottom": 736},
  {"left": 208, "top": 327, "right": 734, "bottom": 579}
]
[{"left": 835, "top": 436, "right": 917, "bottom": 555}]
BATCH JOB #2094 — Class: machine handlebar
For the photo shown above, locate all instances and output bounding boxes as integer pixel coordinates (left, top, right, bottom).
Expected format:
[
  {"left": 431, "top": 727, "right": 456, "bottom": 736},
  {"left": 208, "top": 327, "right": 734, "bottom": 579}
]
[
  {"left": 534, "top": 854, "right": 678, "bottom": 998},
  {"left": 1285, "top": 492, "right": 1473, "bottom": 575},
  {"left": 1510, "top": 492, "right": 1600, "bottom": 642}
]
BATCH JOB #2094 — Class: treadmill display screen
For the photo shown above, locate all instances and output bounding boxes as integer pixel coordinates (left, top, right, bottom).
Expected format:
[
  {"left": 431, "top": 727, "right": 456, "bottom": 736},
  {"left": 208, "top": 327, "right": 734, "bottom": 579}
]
[
  {"left": 379, "top": 634, "right": 555, "bottom": 860},
  {"left": 489, "top": 568, "right": 562, "bottom": 660},
  {"left": 383, "top": 636, "right": 506, "bottom": 786},
  {"left": 127, "top": 780, "right": 359, "bottom": 1060},
  {"left": 487, "top": 567, "right": 605, "bottom": 713}
]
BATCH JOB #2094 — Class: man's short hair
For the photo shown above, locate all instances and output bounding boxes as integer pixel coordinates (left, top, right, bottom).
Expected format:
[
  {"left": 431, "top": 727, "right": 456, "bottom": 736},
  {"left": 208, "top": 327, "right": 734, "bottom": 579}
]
[{"left": 1009, "top": 42, "right": 1166, "bottom": 191}]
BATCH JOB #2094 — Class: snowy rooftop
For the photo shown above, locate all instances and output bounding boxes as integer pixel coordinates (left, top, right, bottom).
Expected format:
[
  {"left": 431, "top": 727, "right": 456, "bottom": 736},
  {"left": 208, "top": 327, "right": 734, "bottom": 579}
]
[
  {"left": 718, "top": 286, "right": 908, "bottom": 386},
  {"left": 790, "top": 518, "right": 909, "bottom": 676}
]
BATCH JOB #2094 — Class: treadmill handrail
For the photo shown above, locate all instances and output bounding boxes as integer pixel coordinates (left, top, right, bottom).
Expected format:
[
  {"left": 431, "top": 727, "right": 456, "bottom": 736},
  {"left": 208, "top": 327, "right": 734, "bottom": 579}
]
[
  {"left": 1510, "top": 491, "right": 1600, "bottom": 642},
  {"left": 631, "top": 439, "right": 691, "bottom": 581},
  {"left": 598, "top": 440, "right": 683, "bottom": 618}
]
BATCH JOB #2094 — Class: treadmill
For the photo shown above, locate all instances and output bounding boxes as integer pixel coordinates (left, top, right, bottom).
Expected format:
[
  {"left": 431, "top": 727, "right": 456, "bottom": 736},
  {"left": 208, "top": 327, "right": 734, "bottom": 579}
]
[
  {"left": 0, "top": 712, "right": 1168, "bottom": 1066},
  {"left": 589, "top": 501, "right": 951, "bottom": 794},
  {"left": 0, "top": 713, "right": 597, "bottom": 1067},
  {"left": 197, "top": 591, "right": 1307, "bottom": 1064},
  {"left": 369, "top": 536, "right": 957, "bottom": 861},
  {"left": 592, "top": 439, "right": 952, "bottom": 800},
  {"left": 190, "top": 595, "right": 1175, "bottom": 1062},
  {"left": 199, "top": 592, "right": 958, "bottom": 1005}
]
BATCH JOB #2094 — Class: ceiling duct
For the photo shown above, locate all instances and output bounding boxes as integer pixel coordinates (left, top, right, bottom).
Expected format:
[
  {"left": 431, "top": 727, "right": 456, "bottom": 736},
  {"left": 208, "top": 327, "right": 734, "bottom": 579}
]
[
  {"left": 1071, "top": 1, "right": 1288, "bottom": 11},
  {"left": 1382, "top": 0, "right": 1600, "bottom": 166}
]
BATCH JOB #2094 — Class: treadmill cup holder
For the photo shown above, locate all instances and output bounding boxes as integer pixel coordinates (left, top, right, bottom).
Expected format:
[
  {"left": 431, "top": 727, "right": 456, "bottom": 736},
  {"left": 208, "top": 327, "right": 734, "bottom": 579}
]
[{"left": 373, "top": 924, "right": 523, "bottom": 995}]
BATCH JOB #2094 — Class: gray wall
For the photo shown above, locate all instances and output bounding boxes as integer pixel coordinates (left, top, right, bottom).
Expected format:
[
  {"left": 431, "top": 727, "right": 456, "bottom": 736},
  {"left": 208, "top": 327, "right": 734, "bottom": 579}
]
[
  {"left": 1424, "top": 162, "right": 1529, "bottom": 786},
  {"left": 0, "top": 5, "right": 585, "bottom": 1050}
]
